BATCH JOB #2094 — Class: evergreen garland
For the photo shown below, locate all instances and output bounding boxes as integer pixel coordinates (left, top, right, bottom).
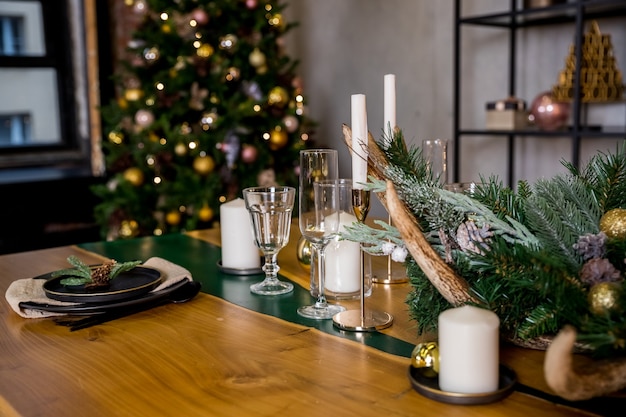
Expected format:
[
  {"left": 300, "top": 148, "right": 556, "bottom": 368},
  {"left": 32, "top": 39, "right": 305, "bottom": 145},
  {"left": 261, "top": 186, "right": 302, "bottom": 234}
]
[{"left": 343, "top": 130, "right": 626, "bottom": 359}]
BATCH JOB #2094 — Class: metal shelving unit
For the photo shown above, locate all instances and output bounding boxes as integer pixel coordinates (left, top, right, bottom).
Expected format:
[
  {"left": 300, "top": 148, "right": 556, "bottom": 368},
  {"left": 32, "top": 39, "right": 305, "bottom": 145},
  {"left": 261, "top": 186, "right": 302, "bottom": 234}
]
[{"left": 453, "top": 0, "right": 626, "bottom": 187}]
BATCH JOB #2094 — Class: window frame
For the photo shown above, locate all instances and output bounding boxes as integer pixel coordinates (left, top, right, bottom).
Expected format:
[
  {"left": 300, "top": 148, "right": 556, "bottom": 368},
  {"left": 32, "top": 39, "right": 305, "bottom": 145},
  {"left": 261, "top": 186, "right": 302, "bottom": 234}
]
[{"left": 0, "top": 0, "right": 102, "bottom": 177}]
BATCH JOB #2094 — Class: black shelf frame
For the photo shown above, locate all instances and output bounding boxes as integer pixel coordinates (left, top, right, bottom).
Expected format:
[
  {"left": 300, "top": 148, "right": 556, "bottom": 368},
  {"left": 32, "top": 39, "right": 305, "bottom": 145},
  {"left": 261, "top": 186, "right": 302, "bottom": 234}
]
[{"left": 453, "top": 0, "right": 626, "bottom": 187}]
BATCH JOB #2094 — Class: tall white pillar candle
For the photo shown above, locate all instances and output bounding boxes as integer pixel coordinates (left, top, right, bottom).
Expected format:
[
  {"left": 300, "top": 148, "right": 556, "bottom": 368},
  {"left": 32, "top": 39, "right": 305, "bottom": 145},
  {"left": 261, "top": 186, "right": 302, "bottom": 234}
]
[
  {"left": 219, "top": 198, "right": 261, "bottom": 269},
  {"left": 384, "top": 74, "right": 396, "bottom": 136},
  {"left": 351, "top": 94, "right": 368, "bottom": 189},
  {"left": 438, "top": 305, "right": 500, "bottom": 394},
  {"left": 324, "top": 211, "right": 360, "bottom": 293}
]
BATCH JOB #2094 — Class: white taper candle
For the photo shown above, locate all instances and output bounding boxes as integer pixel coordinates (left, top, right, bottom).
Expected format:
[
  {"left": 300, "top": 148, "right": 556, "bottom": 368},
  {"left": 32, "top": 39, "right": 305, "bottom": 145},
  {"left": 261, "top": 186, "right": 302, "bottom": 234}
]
[
  {"left": 384, "top": 74, "right": 396, "bottom": 137},
  {"left": 351, "top": 94, "right": 368, "bottom": 189}
]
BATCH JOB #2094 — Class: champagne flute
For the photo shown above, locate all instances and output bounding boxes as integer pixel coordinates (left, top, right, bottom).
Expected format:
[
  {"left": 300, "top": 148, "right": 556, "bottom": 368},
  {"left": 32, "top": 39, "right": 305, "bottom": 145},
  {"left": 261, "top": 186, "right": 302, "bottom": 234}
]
[
  {"left": 298, "top": 180, "right": 346, "bottom": 319},
  {"left": 242, "top": 186, "right": 295, "bottom": 295},
  {"left": 298, "top": 149, "right": 343, "bottom": 319}
]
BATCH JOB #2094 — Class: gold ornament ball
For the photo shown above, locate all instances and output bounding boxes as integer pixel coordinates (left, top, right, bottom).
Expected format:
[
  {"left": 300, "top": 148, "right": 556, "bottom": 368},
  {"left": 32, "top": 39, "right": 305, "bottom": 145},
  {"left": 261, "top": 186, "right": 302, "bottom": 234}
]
[
  {"left": 268, "top": 86, "right": 289, "bottom": 107},
  {"left": 196, "top": 43, "right": 214, "bottom": 58},
  {"left": 249, "top": 47, "right": 266, "bottom": 67},
  {"left": 165, "top": 210, "right": 182, "bottom": 226},
  {"left": 119, "top": 220, "right": 139, "bottom": 238},
  {"left": 108, "top": 131, "right": 124, "bottom": 145},
  {"left": 193, "top": 155, "right": 215, "bottom": 175},
  {"left": 124, "top": 88, "right": 143, "bottom": 102},
  {"left": 268, "top": 128, "right": 288, "bottom": 150},
  {"left": 296, "top": 235, "right": 312, "bottom": 271},
  {"left": 174, "top": 142, "right": 187, "bottom": 156},
  {"left": 600, "top": 208, "right": 626, "bottom": 239},
  {"left": 123, "top": 167, "right": 144, "bottom": 186},
  {"left": 199, "top": 204, "right": 214, "bottom": 222},
  {"left": 588, "top": 282, "right": 622, "bottom": 315},
  {"left": 410, "top": 342, "right": 440, "bottom": 378}
]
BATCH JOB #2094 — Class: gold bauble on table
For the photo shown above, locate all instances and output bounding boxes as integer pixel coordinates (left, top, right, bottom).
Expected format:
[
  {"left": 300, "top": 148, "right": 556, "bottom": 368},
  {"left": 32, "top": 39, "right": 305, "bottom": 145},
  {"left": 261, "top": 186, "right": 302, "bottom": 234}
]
[
  {"left": 599, "top": 208, "right": 626, "bottom": 239},
  {"left": 588, "top": 282, "right": 622, "bottom": 315},
  {"left": 410, "top": 342, "right": 440, "bottom": 378},
  {"left": 193, "top": 155, "right": 215, "bottom": 175},
  {"left": 296, "top": 235, "right": 312, "bottom": 271},
  {"left": 268, "top": 127, "right": 288, "bottom": 150},
  {"left": 123, "top": 167, "right": 144, "bottom": 186}
]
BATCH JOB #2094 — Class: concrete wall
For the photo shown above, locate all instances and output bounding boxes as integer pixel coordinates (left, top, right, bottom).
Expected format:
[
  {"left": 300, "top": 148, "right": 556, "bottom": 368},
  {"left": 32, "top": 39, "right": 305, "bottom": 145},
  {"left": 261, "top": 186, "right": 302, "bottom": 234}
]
[{"left": 283, "top": 0, "right": 626, "bottom": 216}]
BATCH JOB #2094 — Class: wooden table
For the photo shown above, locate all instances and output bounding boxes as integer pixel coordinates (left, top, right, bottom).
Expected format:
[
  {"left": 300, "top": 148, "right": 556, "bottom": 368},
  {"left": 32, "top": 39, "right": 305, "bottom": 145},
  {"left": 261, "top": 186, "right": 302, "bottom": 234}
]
[{"left": 0, "top": 224, "right": 608, "bottom": 416}]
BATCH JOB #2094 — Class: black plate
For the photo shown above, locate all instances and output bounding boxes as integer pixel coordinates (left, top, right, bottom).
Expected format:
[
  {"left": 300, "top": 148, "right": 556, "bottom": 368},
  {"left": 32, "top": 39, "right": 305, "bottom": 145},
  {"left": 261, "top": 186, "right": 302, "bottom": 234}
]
[
  {"left": 407, "top": 364, "right": 517, "bottom": 405},
  {"left": 42, "top": 266, "right": 162, "bottom": 304},
  {"left": 20, "top": 279, "right": 195, "bottom": 315}
]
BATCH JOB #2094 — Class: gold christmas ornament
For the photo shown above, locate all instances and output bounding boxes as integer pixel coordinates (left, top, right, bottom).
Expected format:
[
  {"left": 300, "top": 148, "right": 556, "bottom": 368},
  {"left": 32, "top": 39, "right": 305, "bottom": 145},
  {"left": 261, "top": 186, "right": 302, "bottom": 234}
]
[
  {"left": 193, "top": 155, "right": 216, "bottom": 175},
  {"left": 410, "top": 342, "right": 440, "bottom": 378},
  {"left": 268, "top": 127, "right": 288, "bottom": 150},
  {"left": 268, "top": 86, "right": 289, "bottom": 107},
  {"left": 196, "top": 43, "right": 214, "bottom": 58},
  {"left": 165, "top": 210, "right": 182, "bottom": 226},
  {"left": 248, "top": 47, "right": 266, "bottom": 68},
  {"left": 296, "top": 235, "right": 312, "bottom": 271},
  {"left": 599, "top": 208, "right": 626, "bottom": 239},
  {"left": 122, "top": 167, "right": 144, "bottom": 186},
  {"left": 199, "top": 204, "right": 214, "bottom": 222},
  {"left": 588, "top": 282, "right": 621, "bottom": 315},
  {"left": 119, "top": 219, "right": 139, "bottom": 238},
  {"left": 174, "top": 142, "right": 187, "bottom": 156},
  {"left": 124, "top": 88, "right": 143, "bottom": 102},
  {"left": 108, "top": 131, "right": 124, "bottom": 145}
]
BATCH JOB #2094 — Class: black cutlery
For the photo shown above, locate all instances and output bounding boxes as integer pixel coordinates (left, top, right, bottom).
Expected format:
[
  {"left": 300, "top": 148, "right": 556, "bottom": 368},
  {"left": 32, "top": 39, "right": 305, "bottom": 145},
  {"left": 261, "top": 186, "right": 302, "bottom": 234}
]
[{"left": 53, "top": 280, "right": 201, "bottom": 331}]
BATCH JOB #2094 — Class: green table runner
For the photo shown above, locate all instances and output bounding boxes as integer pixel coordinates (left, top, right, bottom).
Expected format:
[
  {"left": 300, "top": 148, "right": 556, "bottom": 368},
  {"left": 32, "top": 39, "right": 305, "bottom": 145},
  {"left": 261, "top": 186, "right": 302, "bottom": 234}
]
[{"left": 80, "top": 234, "right": 414, "bottom": 358}]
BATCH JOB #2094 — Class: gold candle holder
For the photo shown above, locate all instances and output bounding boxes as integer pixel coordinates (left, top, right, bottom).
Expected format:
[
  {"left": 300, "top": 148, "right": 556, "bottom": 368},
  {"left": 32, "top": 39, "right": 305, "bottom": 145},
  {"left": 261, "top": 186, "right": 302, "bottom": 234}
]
[{"left": 332, "top": 189, "right": 394, "bottom": 332}]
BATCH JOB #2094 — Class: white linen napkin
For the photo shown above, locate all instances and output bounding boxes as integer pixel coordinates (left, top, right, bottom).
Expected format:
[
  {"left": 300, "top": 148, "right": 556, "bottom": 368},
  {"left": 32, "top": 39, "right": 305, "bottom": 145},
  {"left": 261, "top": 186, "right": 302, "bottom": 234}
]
[{"left": 5, "top": 257, "right": 191, "bottom": 319}]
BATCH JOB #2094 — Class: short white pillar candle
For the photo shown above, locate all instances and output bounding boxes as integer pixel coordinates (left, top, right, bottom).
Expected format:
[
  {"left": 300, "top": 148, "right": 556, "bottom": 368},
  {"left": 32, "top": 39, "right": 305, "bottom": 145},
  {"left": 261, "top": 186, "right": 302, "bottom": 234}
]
[
  {"left": 438, "top": 305, "right": 500, "bottom": 394},
  {"left": 324, "top": 211, "right": 360, "bottom": 293},
  {"left": 219, "top": 198, "right": 261, "bottom": 269}
]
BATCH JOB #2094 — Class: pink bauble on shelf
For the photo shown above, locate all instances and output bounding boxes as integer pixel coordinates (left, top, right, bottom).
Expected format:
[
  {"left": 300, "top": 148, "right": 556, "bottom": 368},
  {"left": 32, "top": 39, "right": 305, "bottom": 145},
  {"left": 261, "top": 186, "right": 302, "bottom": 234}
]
[{"left": 528, "top": 91, "right": 571, "bottom": 131}]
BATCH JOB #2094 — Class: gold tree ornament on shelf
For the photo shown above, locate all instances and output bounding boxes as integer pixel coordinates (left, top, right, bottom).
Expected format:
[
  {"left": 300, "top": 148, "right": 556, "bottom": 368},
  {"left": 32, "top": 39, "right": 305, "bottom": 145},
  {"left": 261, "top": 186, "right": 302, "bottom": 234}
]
[{"left": 552, "top": 20, "right": 625, "bottom": 102}]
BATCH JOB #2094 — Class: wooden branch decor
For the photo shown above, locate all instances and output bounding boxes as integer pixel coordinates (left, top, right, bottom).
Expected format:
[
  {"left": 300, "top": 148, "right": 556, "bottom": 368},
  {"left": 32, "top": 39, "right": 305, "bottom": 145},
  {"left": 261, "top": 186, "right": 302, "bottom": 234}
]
[
  {"left": 544, "top": 325, "right": 626, "bottom": 401},
  {"left": 385, "top": 180, "right": 477, "bottom": 306}
]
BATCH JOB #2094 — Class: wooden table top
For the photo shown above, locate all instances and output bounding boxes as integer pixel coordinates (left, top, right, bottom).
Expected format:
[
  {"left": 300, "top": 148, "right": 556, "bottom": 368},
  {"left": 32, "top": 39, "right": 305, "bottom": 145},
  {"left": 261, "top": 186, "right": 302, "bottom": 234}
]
[{"left": 0, "top": 224, "right": 607, "bottom": 416}]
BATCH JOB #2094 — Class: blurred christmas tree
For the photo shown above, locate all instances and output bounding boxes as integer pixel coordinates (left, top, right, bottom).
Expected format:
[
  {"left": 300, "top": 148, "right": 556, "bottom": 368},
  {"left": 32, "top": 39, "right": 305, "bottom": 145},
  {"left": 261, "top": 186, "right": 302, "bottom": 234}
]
[{"left": 93, "top": 0, "right": 315, "bottom": 240}]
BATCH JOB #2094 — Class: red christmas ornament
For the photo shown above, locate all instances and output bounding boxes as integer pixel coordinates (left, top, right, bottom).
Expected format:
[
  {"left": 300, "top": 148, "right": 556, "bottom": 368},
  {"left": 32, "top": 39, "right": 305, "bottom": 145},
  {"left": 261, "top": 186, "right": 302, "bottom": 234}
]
[{"left": 529, "top": 91, "right": 571, "bottom": 131}]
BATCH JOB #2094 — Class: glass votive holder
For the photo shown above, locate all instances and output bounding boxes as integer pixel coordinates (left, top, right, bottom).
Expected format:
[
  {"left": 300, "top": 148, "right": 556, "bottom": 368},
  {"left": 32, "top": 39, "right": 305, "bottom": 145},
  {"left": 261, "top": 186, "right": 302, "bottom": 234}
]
[{"left": 444, "top": 182, "right": 480, "bottom": 195}]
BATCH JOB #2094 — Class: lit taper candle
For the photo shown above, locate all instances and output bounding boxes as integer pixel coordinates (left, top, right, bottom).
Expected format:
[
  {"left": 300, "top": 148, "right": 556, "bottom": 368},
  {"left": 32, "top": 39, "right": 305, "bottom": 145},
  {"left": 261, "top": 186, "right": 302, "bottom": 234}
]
[{"left": 351, "top": 94, "right": 368, "bottom": 190}]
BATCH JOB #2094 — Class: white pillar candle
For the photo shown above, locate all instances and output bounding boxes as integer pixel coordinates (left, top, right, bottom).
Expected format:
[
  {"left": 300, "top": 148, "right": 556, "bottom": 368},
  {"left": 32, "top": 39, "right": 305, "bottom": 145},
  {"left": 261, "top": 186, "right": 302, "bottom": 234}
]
[
  {"left": 324, "top": 211, "right": 360, "bottom": 293},
  {"left": 219, "top": 198, "right": 261, "bottom": 269},
  {"left": 438, "top": 305, "right": 500, "bottom": 394},
  {"left": 384, "top": 74, "right": 396, "bottom": 137},
  {"left": 351, "top": 94, "right": 368, "bottom": 189}
]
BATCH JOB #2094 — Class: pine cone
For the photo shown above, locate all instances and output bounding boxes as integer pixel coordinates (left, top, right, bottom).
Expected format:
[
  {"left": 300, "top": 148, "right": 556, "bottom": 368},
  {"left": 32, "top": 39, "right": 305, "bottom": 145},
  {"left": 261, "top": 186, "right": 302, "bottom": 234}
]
[
  {"left": 87, "top": 260, "right": 117, "bottom": 288},
  {"left": 579, "top": 258, "right": 621, "bottom": 285},
  {"left": 573, "top": 232, "right": 607, "bottom": 261},
  {"left": 455, "top": 221, "right": 493, "bottom": 255}
]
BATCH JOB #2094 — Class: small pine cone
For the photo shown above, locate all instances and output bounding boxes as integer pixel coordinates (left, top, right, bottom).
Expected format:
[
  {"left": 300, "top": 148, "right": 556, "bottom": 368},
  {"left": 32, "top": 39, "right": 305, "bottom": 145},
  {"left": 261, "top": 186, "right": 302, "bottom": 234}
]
[
  {"left": 456, "top": 221, "right": 493, "bottom": 255},
  {"left": 579, "top": 258, "right": 622, "bottom": 285},
  {"left": 89, "top": 260, "right": 117, "bottom": 287},
  {"left": 573, "top": 232, "right": 607, "bottom": 261}
]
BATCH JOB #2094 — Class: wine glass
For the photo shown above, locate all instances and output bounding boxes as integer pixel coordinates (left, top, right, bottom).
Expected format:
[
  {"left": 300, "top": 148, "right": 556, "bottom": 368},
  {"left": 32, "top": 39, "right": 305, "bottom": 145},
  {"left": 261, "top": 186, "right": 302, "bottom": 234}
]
[
  {"left": 242, "top": 186, "right": 295, "bottom": 295},
  {"left": 298, "top": 179, "right": 346, "bottom": 319},
  {"left": 299, "top": 149, "right": 339, "bottom": 299}
]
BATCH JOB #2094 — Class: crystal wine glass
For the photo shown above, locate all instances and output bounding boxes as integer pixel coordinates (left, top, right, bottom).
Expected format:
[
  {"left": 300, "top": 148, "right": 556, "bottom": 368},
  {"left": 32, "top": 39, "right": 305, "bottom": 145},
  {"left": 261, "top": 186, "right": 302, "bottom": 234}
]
[
  {"left": 298, "top": 149, "right": 345, "bottom": 319},
  {"left": 242, "top": 186, "right": 295, "bottom": 295}
]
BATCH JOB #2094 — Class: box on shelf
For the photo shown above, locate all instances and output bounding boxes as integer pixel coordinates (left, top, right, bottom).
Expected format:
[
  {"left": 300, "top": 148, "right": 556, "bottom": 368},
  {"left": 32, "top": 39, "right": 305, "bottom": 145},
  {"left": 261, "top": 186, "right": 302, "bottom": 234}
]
[{"left": 485, "top": 97, "right": 528, "bottom": 130}]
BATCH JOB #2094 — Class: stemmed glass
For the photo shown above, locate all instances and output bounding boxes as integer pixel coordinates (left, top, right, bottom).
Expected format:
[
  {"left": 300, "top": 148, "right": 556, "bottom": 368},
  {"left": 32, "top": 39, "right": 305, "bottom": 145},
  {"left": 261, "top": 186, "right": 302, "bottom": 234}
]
[
  {"left": 242, "top": 186, "right": 295, "bottom": 295},
  {"left": 298, "top": 149, "right": 345, "bottom": 319}
]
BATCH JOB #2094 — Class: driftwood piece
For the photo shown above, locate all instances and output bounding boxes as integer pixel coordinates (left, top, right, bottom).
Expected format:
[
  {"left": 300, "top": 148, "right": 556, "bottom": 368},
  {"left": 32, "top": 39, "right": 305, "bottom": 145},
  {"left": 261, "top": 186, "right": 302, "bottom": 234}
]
[
  {"left": 544, "top": 325, "right": 626, "bottom": 401},
  {"left": 386, "top": 180, "right": 478, "bottom": 306}
]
